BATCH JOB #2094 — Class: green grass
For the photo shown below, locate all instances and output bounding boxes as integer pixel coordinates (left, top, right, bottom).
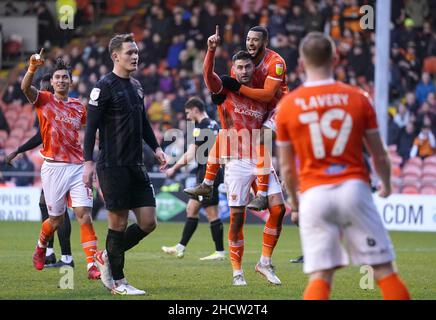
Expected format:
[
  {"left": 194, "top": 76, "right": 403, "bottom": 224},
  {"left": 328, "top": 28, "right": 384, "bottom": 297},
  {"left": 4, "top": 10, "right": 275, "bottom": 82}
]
[{"left": 0, "top": 221, "right": 434, "bottom": 300}]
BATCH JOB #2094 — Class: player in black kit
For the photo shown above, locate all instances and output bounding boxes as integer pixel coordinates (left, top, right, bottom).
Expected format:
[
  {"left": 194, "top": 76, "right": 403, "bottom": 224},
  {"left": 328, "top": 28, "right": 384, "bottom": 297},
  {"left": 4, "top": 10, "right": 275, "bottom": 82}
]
[
  {"left": 162, "top": 97, "right": 225, "bottom": 261},
  {"left": 83, "top": 33, "right": 167, "bottom": 295}
]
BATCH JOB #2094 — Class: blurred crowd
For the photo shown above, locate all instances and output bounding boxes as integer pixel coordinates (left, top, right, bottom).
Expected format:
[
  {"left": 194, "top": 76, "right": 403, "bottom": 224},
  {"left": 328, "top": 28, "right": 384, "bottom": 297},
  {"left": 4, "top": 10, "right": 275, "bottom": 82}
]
[{"left": 0, "top": 0, "right": 436, "bottom": 187}]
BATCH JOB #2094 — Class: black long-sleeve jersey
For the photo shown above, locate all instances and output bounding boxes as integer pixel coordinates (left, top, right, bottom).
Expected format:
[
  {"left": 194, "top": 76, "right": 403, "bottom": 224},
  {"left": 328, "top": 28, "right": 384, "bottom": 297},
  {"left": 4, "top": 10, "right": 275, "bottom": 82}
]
[{"left": 84, "top": 72, "right": 160, "bottom": 168}]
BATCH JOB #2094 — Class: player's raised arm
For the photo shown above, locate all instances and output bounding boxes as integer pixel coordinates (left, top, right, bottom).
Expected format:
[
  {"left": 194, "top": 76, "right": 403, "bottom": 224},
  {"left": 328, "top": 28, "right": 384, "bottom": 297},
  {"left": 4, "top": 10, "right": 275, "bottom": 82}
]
[
  {"left": 238, "top": 77, "right": 282, "bottom": 102},
  {"left": 203, "top": 25, "right": 223, "bottom": 94},
  {"left": 221, "top": 60, "right": 283, "bottom": 102},
  {"left": 21, "top": 48, "right": 45, "bottom": 104}
]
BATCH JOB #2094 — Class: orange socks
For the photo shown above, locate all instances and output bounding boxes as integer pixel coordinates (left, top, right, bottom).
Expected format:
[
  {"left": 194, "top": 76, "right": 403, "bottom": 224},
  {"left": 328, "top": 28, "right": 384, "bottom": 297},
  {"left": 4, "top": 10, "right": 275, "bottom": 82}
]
[
  {"left": 377, "top": 273, "right": 411, "bottom": 300},
  {"left": 80, "top": 223, "right": 98, "bottom": 264},
  {"left": 205, "top": 163, "right": 220, "bottom": 183},
  {"left": 303, "top": 278, "right": 331, "bottom": 300},
  {"left": 204, "top": 136, "right": 220, "bottom": 184},
  {"left": 303, "top": 273, "right": 410, "bottom": 300},
  {"left": 228, "top": 210, "right": 245, "bottom": 272},
  {"left": 255, "top": 144, "right": 270, "bottom": 196},
  {"left": 262, "top": 204, "right": 285, "bottom": 258},
  {"left": 38, "top": 219, "right": 55, "bottom": 248}
]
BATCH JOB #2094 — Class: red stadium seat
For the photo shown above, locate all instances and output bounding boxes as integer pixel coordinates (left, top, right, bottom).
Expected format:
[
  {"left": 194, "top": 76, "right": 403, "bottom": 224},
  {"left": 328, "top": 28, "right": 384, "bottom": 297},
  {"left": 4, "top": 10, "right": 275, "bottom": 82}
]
[
  {"left": 405, "top": 157, "right": 423, "bottom": 168},
  {"left": 126, "top": 0, "right": 141, "bottom": 9},
  {"left": 9, "top": 128, "right": 24, "bottom": 140},
  {"left": 421, "top": 175, "right": 436, "bottom": 187},
  {"left": 392, "top": 165, "right": 401, "bottom": 177},
  {"left": 0, "top": 130, "right": 8, "bottom": 140},
  {"left": 402, "top": 175, "right": 420, "bottom": 187},
  {"left": 402, "top": 185, "right": 419, "bottom": 194},
  {"left": 22, "top": 103, "right": 34, "bottom": 114},
  {"left": 420, "top": 186, "right": 436, "bottom": 195},
  {"left": 13, "top": 118, "right": 29, "bottom": 131},
  {"left": 4, "top": 136, "right": 20, "bottom": 149},
  {"left": 401, "top": 165, "right": 421, "bottom": 178},
  {"left": 422, "top": 165, "right": 436, "bottom": 178},
  {"left": 105, "top": 0, "right": 125, "bottom": 16},
  {"left": 390, "top": 155, "right": 403, "bottom": 166},
  {"left": 423, "top": 155, "right": 436, "bottom": 166},
  {"left": 423, "top": 56, "right": 436, "bottom": 74},
  {"left": 4, "top": 109, "right": 18, "bottom": 126}
]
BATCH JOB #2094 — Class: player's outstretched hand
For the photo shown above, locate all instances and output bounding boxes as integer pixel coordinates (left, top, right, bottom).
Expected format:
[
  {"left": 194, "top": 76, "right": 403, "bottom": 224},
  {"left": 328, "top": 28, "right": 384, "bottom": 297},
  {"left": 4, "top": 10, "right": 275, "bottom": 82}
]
[
  {"left": 5, "top": 150, "right": 18, "bottom": 166},
  {"left": 28, "top": 48, "right": 45, "bottom": 73},
  {"left": 220, "top": 75, "right": 241, "bottom": 92},
  {"left": 155, "top": 148, "right": 168, "bottom": 171},
  {"left": 207, "top": 25, "right": 220, "bottom": 49},
  {"left": 83, "top": 161, "right": 95, "bottom": 189},
  {"left": 378, "top": 183, "right": 392, "bottom": 198}
]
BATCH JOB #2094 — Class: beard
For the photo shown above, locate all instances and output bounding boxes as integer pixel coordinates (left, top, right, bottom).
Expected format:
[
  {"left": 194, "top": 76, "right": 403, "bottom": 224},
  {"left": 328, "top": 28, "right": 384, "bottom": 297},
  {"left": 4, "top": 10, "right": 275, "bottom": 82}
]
[{"left": 251, "top": 46, "right": 265, "bottom": 61}]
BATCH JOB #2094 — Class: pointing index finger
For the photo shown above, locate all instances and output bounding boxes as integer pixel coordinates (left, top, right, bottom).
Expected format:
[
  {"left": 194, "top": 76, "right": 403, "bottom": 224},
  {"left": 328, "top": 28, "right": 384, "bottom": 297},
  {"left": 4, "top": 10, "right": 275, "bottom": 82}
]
[
  {"left": 215, "top": 25, "right": 219, "bottom": 36},
  {"left": 39, "top": 48, "right": 44, "bottom": 57}
]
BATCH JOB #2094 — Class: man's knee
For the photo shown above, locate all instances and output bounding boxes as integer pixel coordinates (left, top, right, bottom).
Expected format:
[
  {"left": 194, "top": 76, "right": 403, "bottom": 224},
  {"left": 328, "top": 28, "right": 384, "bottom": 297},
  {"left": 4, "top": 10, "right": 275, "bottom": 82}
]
[
  {"left": 309, "top": 269, "right": 335, "bottom": 284},
  {"left": 49, "top": 215, "right": 64, "bottom": 228},
  {"left": 205, "top": 206, "right": 219, "bottom": 221},
  {"left": 74, "top": 207, "right": 92, "bottom": 224},
  {"left": 140, "top": 219, "right": 157, "bottom": 233}
]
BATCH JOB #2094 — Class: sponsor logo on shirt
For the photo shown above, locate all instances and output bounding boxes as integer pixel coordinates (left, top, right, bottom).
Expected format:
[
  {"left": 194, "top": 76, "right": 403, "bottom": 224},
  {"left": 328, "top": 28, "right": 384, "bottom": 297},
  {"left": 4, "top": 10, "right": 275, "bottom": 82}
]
[
  {"left": 55, "top": 115, "right": 81, "bottom": 128},
  {"left": 234, "top": 106, "right": 265, "bottom": 120}
]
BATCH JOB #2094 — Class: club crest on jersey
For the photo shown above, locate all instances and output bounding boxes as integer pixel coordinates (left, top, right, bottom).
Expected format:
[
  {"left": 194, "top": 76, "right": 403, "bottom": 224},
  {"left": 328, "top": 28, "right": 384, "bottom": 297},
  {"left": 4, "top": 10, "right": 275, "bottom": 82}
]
[
  {"left": 193, "top": 128, "right": 201, "bottom": 137},
  {"left": 275, "top": 64, "right": 284, "bottom": 76},
  {"left": 90, "top": 88, "right": 100, "bottom": 101}
]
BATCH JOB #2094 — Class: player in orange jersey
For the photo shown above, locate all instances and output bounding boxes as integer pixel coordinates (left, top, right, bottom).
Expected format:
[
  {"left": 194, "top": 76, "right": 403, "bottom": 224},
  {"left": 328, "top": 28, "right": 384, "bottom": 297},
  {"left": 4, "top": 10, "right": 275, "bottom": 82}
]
[
  {"left": 21, "top": 51, "right": 100, "bottom": 280},
  {"left": 193, "top": 28, "right": 286, "bottom": 286},
  {"left": 276, "top": 32, "right": 410, "bottom": 300},
  {"left": 185, "top": 26, "right": 288, "bottom": 211}
]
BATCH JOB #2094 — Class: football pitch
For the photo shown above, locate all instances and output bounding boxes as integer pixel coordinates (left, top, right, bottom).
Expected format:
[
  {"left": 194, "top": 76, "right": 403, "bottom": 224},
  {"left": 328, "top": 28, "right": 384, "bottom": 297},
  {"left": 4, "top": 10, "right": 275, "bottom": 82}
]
[{"left": 0, "top": 221, "right": 435, "bottom": 300}]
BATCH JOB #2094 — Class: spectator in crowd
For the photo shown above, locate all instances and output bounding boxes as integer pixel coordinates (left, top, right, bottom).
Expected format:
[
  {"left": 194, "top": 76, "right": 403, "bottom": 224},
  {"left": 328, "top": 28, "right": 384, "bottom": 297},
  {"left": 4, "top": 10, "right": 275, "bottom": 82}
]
[
  {"left": 405, "top": 0, "right": 429, "bottom": 29},
  {"left": 397, "top": 122, "right": 416, "bottom": 164},
  {"left": 394, "top": 103, "right": 412, "bottom": 129},
  {"left": 0, "top": 149, "right": 11, "bottom": 185},
  {"left": 9, "top": 152, "right": 34, "bottom": 186},
  {"left": 0, "top": 108, "right": 10, "bottom": 134},
  {"left": 410, "top": 125, "right": 436, "bottom": 159},
  {"left": 426, "top": 92, "right": 436, "bottom": 115},
  {"left": 415, "top": 101, "right": 436, "bottom": 133},
  {"left": 416, "top": 72, "right": 435, "bottom": 104},
  {"left": 4, "top": 1, "right": 19, "bottom": 16},
  {"left": 404, "top": 91, "right": 420, "bottom": 114},
  {"left": 37, "top": 2, "right": 57, "bottom": 47}
]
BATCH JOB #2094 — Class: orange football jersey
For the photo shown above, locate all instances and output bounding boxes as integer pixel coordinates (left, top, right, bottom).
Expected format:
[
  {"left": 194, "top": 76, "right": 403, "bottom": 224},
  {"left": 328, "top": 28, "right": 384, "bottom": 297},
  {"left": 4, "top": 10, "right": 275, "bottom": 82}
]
[
  {"left": 34, "top": 91, "right": 86, "bottom": 163},
  {"left": 276, "top": 79, "right": 378, "bottom": 192}
]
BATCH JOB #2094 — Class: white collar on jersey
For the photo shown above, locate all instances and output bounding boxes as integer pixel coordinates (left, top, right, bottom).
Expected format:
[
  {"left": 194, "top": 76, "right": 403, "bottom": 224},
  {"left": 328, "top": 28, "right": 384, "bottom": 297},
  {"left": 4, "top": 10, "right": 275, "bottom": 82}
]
[
  {"left": 52, "top": 93, "right": 70, "bottom": 103},
  {"left": 303, "top": 78, "right": 335, "bottom": 87}
]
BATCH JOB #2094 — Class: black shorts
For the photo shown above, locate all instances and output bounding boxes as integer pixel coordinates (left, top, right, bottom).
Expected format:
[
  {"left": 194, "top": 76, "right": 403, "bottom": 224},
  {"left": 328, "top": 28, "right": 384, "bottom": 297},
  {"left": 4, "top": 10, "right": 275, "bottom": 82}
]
[
  {"left": 97, "top": 165, "right": 156, "bottom": 211},
  {"left": 196, "top": 165, "right": 224, "bottom": 208}
]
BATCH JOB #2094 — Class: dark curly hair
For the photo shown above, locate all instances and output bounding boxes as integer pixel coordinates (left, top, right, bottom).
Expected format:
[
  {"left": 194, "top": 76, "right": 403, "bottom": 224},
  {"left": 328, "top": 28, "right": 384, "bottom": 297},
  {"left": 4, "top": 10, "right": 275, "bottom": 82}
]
[{"left": 52, "top": 57, "right": 72, "bottom": 79}]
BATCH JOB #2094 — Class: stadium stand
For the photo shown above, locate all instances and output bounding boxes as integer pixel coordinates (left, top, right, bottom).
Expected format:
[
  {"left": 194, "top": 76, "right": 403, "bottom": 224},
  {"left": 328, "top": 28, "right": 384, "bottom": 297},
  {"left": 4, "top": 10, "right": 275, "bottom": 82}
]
[{"left": 0, "top": 0, "right": 435, "bottom": 194}]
